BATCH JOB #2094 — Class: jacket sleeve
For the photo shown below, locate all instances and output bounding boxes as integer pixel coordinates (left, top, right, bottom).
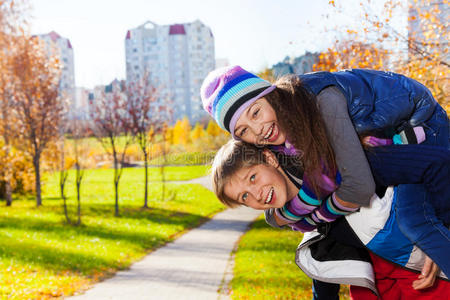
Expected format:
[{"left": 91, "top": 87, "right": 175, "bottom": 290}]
[
  {"left": 317, "top": 87, "right": 375, "bottom": 206},
  {"left": 344, "top": 69, "right": 437, "bottom": 134},
  {"left": 366, "top": 144, "right": 450, "bottom": 196},
  {"left": 400, "top": 75, "right": 437, "bottom": 128}
]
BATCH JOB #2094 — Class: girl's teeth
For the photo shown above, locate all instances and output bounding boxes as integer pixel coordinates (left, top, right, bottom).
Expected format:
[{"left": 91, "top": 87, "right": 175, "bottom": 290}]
[{"left": 264, "top": 125, "right": 274, "bottom": 139}]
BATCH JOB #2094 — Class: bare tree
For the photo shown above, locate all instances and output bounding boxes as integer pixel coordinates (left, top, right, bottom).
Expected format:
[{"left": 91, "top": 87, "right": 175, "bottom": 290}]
[
  {"left": 11, "top": 35, "right": 64, "bottom": 207},
  {"left": 72, "top": 120, "right": 86, "bottom": 225},
  {"left": 160, "top": 122, "right": 172, "bottom": 201},
  {"left": 127, "top": 72, "right": 159, "bottom": 208},
  {"left": 60, "top": 118, "right": 86, "bottom": 225},
  {"left": 57, "top": 119, "right": 72, "bottom": 223},
  {"left": 151, "top": 94, "right": 173, "bottom": 202},
  {"left": 154, "top": 100, "right": 173, "bottom": 202},
  {"left": 89, "top": 81, "right": 132, "bottom": 216}
]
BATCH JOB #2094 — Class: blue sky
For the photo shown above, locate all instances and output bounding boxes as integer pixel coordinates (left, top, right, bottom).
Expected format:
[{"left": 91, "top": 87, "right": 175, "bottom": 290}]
[{"left": 30, "top": 0, "right": 392, "bottom": 88}]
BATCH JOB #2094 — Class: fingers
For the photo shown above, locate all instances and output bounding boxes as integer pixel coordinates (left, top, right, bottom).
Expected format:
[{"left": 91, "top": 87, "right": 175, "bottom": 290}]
[
  {"left": 421, "top": 256, "right": 433, "bottom": 277},
  {"left": 362, "top": 136, "right": 372, "bottom": 146},
  {"left": 412, "top": 259, "right": 439, "bottom": 290}
]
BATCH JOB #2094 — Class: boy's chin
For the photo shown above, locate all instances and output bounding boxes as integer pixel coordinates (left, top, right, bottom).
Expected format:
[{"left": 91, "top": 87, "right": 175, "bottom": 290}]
[{"left": 272, "top": 203, "right": 285, "bottom": 209}]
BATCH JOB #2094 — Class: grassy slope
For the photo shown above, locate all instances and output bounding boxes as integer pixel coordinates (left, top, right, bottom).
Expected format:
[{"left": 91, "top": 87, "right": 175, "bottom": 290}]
[
  {"left": 231, "top": 216, "right": 350, "bottom": 299},
  {"left": 0, "top": 166, "right": 222, "bottom": 299}
]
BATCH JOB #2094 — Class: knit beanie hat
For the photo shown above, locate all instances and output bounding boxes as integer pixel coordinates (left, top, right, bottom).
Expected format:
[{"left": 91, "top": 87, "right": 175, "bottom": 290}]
[{"left": 200, "top": 65, "right": 275, "bottom": 137}]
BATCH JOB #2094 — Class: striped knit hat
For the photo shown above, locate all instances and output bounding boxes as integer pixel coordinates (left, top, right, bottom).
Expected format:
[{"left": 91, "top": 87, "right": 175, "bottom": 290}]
[{"left": 200, "top": 65, "right": 275, "bottom": 137}]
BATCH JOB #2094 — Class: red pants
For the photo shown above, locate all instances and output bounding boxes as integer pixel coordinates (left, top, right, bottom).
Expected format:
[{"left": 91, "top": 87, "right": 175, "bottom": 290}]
[{"left": 350, "top": 253, "right": 450, "bottom": 300}]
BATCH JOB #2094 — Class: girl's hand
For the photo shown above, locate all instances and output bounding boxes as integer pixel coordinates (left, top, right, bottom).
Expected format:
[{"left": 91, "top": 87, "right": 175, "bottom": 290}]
[
  {"left": 362, "top": 136, "right": 374, "bottom": 147},
  {"left": 412, "top": 256, "right": 439, "bottom": 290}
]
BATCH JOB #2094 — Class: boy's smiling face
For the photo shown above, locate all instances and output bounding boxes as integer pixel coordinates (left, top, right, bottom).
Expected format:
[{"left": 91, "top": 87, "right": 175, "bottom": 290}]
[
  {"left": 224, "top": 152, "right": 292, "bottom": 210},
  {"left": 233, "top": 97, "right": 286, "bottom": 146}
]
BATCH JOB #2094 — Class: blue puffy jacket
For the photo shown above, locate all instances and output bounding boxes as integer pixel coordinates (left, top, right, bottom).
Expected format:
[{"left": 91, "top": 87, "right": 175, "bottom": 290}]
[{"left": 299, "top": 69, "right": 437, "bottom": 134}]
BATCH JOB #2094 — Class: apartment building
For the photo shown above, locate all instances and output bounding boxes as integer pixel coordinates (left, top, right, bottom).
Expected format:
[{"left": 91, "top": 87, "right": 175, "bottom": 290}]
[
  {"left": 125, "top": 20, "right": 215, "bottom": 123},
  {"left": 38, "top": 31, "right": 76, "bottom": 115}
]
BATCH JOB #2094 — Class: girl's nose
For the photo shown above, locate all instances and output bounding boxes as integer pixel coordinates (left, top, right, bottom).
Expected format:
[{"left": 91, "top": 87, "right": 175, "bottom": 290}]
[{"left": 250, "top": 123, "right": 263, "bottom": 141}]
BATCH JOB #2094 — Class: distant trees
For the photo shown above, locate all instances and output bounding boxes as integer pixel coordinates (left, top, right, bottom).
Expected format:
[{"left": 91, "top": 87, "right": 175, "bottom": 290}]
[
  {"left": 89, "top": 81, "right": 132, "bottom": 216},
  {"left": 68, "top": 119, "right": 88, "bottom": 225},
  {"left": 172, "top": 117, "right": 191, "bottom": 145},
  {"left": 314, "top": 40, "right": 389, "bottom": 71},
  {"left": 257, "top": 68, "right": 276, "bottom": 82},
  {"left": 190, "top": 122, "right": 205, "bottom": 141},
  {"left": 127, "top": 72, "right": 159, "bottom": 208},
  {"left": 319, "top": 0, "right": 448, "bottom": 110}
]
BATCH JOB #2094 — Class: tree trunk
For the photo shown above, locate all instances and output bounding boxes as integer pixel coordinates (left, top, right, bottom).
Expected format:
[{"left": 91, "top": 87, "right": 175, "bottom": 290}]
[
  {"left": 33, "top": 154, "right": 42, "bottom": 207},
  {"left": 161, "top": 165, "right": 165, "bottom": 201},
  {"left": 4, "top": 144, "right": 12, "bottom": 206},
  {"left": 114, "top": 178, "right": 119, "bottom": 217},
  {"left": 114, "top": 155, "right": 119, "bottom": 217},
  {"left": 76, "top": 169, "right": 82, "bottom": 226},
  {"left": 161, "top": 132, "right": 166, "bottom": 201},
  {"left": 60, "top": 169, "right": 71, "bottom": 224},
  {"left": 143, "top": 150, "right": 149, "bottom": 208},
  {"left": 61, "top": 173, "right": 71, "bottom": 224},
  {"left": 5, "top": 181, "right": 12, "bottom": 206}
]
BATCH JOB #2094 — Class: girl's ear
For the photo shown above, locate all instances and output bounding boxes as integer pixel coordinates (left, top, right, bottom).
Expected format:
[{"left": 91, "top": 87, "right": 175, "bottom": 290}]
[{"left": 262, "top": 149, "right": 280, "bottom": 168}]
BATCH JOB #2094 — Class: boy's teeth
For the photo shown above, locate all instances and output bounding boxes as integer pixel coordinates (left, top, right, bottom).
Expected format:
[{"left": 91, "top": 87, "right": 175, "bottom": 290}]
[
  {"left": 265, "top": 188, "right": 274, "bottom": 204},
  {"left": 264, "top": 124, "right": 274, "bottom": 139}
]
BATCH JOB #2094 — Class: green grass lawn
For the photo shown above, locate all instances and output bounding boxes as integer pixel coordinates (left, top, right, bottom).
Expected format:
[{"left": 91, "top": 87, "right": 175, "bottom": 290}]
[
  {"left": 231, "top": 216, "right": 350, "bottom": 300},
  {"left": 48, "top": 164, "right": 211, "bottom": 183},
  {"left": 148, "top": 151, "right": 216, "bottom": 165},
  {"left": 0, "top": 165, "right": 222, "bottom": 299}
]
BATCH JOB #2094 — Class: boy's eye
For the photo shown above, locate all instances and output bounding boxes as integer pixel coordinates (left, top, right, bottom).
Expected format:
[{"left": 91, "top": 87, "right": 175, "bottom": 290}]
[
  {"left": 242, "top": 192, "right": 248, "bottom": 202},
  {"left": 250, "top": 174, "right": 255, "bottom": 182}
]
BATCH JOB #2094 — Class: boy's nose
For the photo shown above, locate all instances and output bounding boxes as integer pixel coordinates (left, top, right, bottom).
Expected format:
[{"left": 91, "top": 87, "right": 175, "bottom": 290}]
[{"left": 248, "top": 185, "right": 260, "bottom": 201}]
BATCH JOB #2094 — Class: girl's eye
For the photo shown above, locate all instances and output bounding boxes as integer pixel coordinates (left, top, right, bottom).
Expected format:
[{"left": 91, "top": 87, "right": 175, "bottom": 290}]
[
  {"left": 252, "top": 109, "right": 259, "bottom": 118},
  {"left": 250, "top": 174, "right": 255, "bottom": 182},
  {"left": 242, "top": 192, "right": 248, "bottom": 202},
  {"left": 239, "top": 128, "right": 247, "bottom": 137}
]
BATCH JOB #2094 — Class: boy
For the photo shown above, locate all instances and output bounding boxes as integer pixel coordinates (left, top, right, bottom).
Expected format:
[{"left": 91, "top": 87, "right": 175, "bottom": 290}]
[{"left": 211, "top": 140, "right": 450, "bottom": 298}]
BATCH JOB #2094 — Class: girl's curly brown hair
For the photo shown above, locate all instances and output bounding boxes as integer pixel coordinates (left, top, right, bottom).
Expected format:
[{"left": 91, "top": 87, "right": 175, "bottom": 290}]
[{"left": 265, "top": 75, "right": 337, "bottom": 195}]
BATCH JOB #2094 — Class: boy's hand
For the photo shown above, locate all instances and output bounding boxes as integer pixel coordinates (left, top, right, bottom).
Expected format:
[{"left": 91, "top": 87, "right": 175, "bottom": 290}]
[{"left": 412, "top": 256, "right": 439, "bottom": 290}]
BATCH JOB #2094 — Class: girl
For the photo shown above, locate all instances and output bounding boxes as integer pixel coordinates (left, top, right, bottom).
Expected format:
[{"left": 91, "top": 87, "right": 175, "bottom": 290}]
[
  {"left": 200, "top": 66, "right": 449, "bottom": 276},
  {"left": 211, "top": 139, "right": 450, "bottom": 299}
]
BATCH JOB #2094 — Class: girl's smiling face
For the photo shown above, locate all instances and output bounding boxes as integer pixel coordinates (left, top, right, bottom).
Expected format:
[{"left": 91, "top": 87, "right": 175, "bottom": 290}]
[
  {"left": 223, "top": 150, "right": 297, "bottom": 210},
  {"left": 233, "top": 97, "right": 287, "bottom": 146}
]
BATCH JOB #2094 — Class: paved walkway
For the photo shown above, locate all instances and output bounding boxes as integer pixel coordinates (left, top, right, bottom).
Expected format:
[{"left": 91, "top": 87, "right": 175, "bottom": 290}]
[{"left": 71, "top": 176, "right": 261, "bottom": 300}]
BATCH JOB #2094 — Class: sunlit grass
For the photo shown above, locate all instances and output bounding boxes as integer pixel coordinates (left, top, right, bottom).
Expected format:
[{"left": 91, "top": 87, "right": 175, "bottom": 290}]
[
  {"left": 0, "top": 166, "right": 223, "bottom": 299},
  {"left": 231, "top": 216, "right": 350, "bottom": 299}
]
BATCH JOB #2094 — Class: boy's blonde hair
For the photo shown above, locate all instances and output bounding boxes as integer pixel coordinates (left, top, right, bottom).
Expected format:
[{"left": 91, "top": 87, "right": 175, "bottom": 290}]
[{"left": 211, "top": 140, "right": 267, "bottom": 208}]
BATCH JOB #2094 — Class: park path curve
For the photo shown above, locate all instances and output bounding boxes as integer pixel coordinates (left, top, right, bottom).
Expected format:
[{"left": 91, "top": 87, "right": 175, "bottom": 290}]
[{"left": 70, "top": 176, "right": 261, "bottom": 300}]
